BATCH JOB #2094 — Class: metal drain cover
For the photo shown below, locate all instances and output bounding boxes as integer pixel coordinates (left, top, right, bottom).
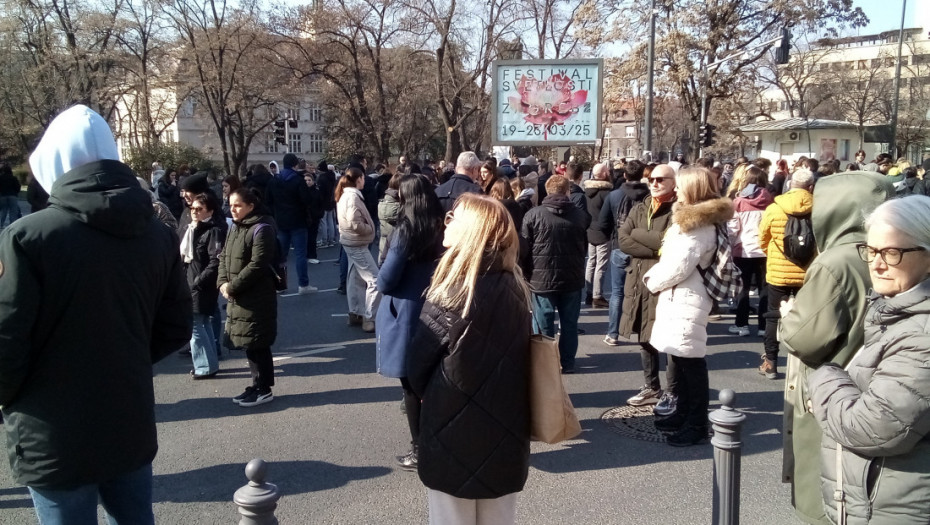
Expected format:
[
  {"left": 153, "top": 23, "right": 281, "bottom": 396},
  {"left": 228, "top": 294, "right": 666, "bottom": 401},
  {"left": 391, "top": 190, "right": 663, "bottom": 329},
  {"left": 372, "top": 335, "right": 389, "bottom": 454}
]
[{"left": 601, "top": 405, "right": 668, "bottom": 443}]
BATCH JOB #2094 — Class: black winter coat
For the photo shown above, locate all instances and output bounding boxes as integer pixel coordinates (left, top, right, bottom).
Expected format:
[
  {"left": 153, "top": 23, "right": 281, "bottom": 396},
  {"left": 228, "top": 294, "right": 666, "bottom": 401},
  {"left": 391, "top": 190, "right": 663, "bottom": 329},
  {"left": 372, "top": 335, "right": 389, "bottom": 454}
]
[
  {"left": 0, "top": 171, "right": 20, "bottom": 196},
  {"left": 156, "top": 179, "right": 184, "bottom": 219},
  {"left": 435, "top": 174, "right": 482, "bottom": 213},
  {"left": 266, "top": 168, "right": 310, "bottom": 230},
  {"left": 0, "top": 160, "right": 192, "bottom": 488},
  {"left": 582, "top": 179, "right": 613, "bottom": 245},
  {"left": 316, "top": 170, "right": 336, "bottom": 211},
  {"left": 185, "top": 213, "right": 227, "bottom": 313},
  {"left": 217, "top": 212, "right": 278, "bottom": 350},
  {"left": 596, "top": 182, "right": 650, "bottom": 241},
  {"left": 408, "top": 269, "right": 531, "bottom": 499},
  {"left": 521, "top": 194, "right": 590, "bottom": 293}
]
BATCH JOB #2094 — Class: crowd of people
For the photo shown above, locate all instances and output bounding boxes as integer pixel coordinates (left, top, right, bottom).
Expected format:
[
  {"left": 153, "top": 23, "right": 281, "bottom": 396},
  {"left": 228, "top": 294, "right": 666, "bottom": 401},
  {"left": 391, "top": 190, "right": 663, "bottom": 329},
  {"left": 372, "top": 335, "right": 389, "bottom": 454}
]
[{"left": 2, "top": 103, "right": 930, "bottom": 524}]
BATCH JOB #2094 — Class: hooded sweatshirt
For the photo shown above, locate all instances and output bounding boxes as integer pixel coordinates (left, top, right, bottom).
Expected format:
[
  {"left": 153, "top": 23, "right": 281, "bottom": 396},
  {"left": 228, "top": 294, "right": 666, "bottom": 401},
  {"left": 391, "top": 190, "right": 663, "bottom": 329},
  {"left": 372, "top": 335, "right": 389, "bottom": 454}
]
[{"left": 0, "top": 105, "right": 192, "bottom": 488}]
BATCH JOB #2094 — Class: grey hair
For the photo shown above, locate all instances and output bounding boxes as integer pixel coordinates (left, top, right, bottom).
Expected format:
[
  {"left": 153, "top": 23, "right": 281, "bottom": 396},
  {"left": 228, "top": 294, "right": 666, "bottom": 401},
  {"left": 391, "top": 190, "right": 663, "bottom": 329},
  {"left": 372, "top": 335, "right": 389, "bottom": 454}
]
[
  {"left": 455, "top": 151, "right": 482, "bottom": 173},
  {"left": 791, "top": 169, "right": 814, "bottom": 189},
  {"left": 866, "top": 195, "right": 930, "bottom": 250},
  {"left": 592, "top": 161, "right": 610, "bottom": 180}
]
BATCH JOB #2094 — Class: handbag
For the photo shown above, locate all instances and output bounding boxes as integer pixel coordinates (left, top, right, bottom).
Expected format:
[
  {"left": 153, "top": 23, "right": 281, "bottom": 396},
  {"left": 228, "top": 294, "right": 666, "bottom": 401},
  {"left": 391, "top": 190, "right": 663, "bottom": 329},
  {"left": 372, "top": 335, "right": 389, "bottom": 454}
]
[{"left": 528, "top": 334, "right": 582, "bottom": 444}]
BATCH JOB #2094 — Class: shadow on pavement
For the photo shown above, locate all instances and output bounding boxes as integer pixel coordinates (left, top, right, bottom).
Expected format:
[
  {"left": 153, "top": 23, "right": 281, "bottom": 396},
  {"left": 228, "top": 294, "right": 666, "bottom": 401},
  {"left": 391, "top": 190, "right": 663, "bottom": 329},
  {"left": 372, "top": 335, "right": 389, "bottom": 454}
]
[
  {"left": 153, "top": 460, "right": 391, "bottom": 503},
  {"left": 156, "top": 385, "right": 399, "bottom": 424}
]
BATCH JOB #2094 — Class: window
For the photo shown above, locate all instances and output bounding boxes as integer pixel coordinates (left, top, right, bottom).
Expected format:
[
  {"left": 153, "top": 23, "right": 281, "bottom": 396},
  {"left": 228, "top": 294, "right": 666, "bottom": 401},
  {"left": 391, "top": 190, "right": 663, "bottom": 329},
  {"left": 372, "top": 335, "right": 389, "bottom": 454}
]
[
  {"left": 625, "top": 144, "right": 637, "bottom": 158},
  {"left": 265, "top": 132, "right": 279, "bottom": 153},
  {"left": 307, "top": 133, "right": 324, "bottom": 154},
  {"left": 309, "top": 103, "right": 323, "bottom": 122},
  {"left": 625, "top": 126, "right": 635, "bottom": 138},
  {"left": 163, "top": 129, "right": 175, "bottom": 144},
  {"left": 288, "top": 133, "right": 302, "bottom": 153},
  {"left": 286, "top": 107, "right": 300, "bottom": 121}
]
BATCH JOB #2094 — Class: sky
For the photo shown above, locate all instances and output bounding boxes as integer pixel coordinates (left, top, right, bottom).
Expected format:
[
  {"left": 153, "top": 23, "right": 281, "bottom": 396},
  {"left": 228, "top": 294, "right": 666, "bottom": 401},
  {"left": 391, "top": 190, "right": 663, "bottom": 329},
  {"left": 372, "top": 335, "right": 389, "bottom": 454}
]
[{"left": 854, "top": 0, "right": 918, "bottom": 34}]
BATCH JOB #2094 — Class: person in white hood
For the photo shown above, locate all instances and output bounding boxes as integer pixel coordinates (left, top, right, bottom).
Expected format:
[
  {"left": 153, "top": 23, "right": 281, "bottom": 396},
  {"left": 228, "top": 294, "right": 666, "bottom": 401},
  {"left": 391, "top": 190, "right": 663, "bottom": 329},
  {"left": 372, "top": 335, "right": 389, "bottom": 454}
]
[{"left": 0, "top": 105, "right": 192, "bottom": 524}]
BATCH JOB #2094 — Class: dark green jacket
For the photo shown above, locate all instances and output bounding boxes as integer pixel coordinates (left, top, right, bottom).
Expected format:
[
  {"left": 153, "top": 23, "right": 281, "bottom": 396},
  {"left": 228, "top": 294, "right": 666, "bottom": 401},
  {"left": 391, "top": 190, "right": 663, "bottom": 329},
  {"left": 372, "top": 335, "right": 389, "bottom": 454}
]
[
  {"left": 217, "top": 212, "right": 278, "bottom": 350},
  {"left": 0, "top": 160, "right": 192, "bottom": 488}
]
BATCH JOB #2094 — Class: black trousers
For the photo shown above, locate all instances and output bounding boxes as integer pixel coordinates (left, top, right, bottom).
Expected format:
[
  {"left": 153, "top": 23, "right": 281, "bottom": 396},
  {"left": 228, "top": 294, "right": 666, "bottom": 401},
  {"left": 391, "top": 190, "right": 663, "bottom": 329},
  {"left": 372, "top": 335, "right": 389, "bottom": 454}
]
[
  {"left": 764, "top": 284, "right": 800, "bottom": 361},
  {"left": 307, "top": 218, "right": 321, "bottom": 259},
  {"left": 400, "top": 377, "right": 421, "bottom": 448},
  {"left": 669, "top": 354, "right": 709, "bottom": 430},
  {"left": 734, "top": 257, "right": 768, "bottom": 329},
  {"left": 641, "top": 343, "right": 678, "bottom": 395},
  {"left": 245, "top": 346, "right": 275, "bottom": 390}
]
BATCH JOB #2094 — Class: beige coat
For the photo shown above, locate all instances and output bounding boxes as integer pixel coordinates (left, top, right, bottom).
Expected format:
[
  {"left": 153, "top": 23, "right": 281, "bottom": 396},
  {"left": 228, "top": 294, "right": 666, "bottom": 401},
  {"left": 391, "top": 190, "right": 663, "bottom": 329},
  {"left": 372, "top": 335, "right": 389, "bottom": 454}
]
[{"left": 337, "top": 187, "right": 375, "bottom": 247}]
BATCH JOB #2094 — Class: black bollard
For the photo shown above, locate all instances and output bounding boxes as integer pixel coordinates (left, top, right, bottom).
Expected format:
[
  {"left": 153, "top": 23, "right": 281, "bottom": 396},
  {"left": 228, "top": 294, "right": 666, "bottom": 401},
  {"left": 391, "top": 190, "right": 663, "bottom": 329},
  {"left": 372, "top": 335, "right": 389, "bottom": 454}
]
[
  {"left": 710, "top": 389, "right": 746, "bottom": 525},
  {"left": 234, "top": 459, "right": 280, "bottom": 525}
]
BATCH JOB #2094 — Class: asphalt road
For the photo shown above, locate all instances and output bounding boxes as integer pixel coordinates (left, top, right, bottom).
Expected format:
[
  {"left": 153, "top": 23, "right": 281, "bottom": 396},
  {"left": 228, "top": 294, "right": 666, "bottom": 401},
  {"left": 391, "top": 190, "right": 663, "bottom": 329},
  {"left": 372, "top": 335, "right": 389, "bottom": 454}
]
[{"left": 0, "top": 243, "right": 802, "bottom": 524}]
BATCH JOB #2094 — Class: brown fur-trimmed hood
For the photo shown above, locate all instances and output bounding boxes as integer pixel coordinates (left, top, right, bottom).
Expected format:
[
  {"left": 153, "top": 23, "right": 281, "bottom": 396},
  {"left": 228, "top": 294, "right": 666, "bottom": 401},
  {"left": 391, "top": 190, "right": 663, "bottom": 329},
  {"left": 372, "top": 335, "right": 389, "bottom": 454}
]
[{"left": 672, "top": 197, "right": 733, "bottom": 233}]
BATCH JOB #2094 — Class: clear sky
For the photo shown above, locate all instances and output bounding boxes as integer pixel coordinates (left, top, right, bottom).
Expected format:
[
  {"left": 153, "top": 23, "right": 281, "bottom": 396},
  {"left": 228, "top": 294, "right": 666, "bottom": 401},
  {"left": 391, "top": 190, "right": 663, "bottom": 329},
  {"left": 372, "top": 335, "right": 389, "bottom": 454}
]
[{"left": 854, "top": 0, "right": 917, "bottom": 34}]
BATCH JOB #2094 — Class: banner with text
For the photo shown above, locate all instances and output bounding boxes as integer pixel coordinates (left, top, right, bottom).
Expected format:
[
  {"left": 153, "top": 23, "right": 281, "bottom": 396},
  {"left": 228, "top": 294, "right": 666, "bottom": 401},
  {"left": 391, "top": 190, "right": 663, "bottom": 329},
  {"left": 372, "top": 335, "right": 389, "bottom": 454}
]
[{"left": 491, "top": 59, "right": 603, "bottom": 146}]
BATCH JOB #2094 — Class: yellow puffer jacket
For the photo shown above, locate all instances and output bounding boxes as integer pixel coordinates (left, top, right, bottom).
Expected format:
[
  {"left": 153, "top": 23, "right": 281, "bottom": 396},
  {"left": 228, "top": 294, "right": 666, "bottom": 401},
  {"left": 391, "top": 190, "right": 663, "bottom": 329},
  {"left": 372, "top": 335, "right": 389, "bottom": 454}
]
[{"left": 759, "top": 189, "right": 813, "bottom": 286}]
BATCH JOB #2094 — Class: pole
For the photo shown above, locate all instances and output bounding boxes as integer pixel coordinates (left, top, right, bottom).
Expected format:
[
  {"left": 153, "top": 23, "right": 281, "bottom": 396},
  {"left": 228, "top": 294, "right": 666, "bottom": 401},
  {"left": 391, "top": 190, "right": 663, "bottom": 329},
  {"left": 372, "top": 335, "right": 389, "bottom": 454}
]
[
  {"left": 643, "top": 0, "right": 656, "bottom": 157},
  {"left": 710, "top": 389, "right": 746, "bottom": 525},
  {"left": 889, "top": 0, "right": 907, "bottom": 159},
  {"left": 699, "top": 62, "right": 708, "bottom": 158}
]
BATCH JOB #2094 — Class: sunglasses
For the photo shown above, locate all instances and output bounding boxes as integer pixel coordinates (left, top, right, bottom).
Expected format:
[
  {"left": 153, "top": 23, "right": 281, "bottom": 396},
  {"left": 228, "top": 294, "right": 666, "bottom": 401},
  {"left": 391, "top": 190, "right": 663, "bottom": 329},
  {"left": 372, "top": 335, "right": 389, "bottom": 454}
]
[
  {"left": 190, "top": 206, "right": 206, "bottom": 212},
  {"left": 648, "top": 177, "right": 673, "bottom": 183}
]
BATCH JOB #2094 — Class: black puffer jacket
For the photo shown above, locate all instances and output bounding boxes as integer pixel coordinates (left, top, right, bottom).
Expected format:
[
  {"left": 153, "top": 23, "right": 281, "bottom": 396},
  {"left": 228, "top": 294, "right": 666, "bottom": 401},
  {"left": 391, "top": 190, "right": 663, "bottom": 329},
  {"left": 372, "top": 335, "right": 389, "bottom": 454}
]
[
  {"left": 266, "top": 168, "right": 310, "bottom": 230},
  {"left": 521, "top": 194, "right": 590, "bottom": 293},
  {"left": 408, "top": 268, "right": 531, "bottom": 499},
  {"left": 185, "top": 213, "right": 227, "bottom": 314},
  {"left": 217, "top": 212, "right": 278, "bottom": 350}
]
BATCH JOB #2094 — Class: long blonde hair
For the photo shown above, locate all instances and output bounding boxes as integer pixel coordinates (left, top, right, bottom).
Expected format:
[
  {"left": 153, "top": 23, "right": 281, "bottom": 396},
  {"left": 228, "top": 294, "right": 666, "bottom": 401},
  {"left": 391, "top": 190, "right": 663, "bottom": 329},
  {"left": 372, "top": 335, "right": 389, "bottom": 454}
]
[
  {"left": 426, "top": 193, "right": 528, "bottom": 314},
  {"left": 677, "top": 167, "right": 720, "bottom": 205}
]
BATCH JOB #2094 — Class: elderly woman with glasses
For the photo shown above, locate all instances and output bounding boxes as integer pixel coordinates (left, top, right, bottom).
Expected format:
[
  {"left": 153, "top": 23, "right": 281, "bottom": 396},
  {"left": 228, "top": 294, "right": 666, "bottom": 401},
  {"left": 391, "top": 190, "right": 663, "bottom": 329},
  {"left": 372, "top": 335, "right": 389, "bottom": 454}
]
[{"left": 807, "top": 195, "right": 930, "bottom": 525}]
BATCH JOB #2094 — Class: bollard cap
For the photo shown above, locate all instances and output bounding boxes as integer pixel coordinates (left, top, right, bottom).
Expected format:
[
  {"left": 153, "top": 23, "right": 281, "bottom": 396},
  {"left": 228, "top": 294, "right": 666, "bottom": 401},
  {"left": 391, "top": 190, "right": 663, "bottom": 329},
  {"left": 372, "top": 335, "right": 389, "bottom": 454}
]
[
  {"left": 709, "top": 389, "right": 746, "bottom": 427},
  {"left": 234, "top": 458, "right": 280, "bottom": 507}
]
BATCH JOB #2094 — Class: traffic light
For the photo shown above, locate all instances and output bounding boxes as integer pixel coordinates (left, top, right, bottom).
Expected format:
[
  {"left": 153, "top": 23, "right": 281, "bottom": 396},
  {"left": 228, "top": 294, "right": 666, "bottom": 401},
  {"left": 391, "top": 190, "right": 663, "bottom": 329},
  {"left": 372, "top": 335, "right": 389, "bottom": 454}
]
[
  {"left": 288, "top": 119, "right": 298, "bottom": 128},
  {"left": 699, "top": 124, "right": 716, "bottom": 147},
  {"left": 775, "top": 27, "right": 792, "bottom": 65},
  {"left": 274, "top": 120, "right": 286, "bottom": 145}
]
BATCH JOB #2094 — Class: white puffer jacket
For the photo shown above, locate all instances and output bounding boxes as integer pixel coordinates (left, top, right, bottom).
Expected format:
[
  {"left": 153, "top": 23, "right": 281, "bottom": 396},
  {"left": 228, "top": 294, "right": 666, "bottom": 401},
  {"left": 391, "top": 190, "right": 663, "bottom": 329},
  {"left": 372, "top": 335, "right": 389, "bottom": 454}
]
[
  {"left": 644, "top": 198, "right": 734, "bottom": 358},
  {"left": 337, "top": 187, "right": 375, "bottom": 247}
]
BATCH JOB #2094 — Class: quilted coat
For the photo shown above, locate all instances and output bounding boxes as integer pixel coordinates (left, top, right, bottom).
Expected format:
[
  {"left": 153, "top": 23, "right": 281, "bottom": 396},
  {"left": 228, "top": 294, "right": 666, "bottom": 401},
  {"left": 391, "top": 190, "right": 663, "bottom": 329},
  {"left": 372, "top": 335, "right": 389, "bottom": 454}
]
[
  {"left": 407, "top": 268, "right": 531, "bottom": 499},
  {"left": 644, "top": 198, "right": 733, "bottom": 358},
  {"left": 778, "top": 172, "right": 894, "bottom": 525},
  {"left": 808, "top": 278, "right": 930, "bottom": 525},
  {"left": 337, "top": 187, "right": 375, "bottom": 247},
  {"left": 522, "top": 194, "right": 590, "bottom": 294},
  {"left": 759, "top": 188, "right": 813, "bottom": 286},
  {"left": 617, "top": 197, "right": 675, "bottom": 342},
  {"left": 217, "top": 211, "right": 278, "bottom": 350}
]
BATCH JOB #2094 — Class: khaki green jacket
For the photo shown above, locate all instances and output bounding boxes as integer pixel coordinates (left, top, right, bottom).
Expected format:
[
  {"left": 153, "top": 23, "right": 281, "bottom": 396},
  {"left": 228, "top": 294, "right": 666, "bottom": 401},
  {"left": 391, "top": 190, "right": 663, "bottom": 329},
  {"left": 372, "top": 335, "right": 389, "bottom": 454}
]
[{"left": 778, "top": 172, "right": 894, "bottom": 524}]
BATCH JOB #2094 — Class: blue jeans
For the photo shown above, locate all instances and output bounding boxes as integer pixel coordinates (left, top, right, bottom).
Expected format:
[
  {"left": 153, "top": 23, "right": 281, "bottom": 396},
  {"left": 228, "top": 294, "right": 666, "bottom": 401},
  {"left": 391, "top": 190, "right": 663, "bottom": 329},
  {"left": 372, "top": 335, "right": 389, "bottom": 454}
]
[
  {"left": 0, "top": 195, "right": 22, "bottom": 228},
  {"left": 317, "top": 210, "right": 336, "bottom": 244},
  {"left": 29, "top": 463, "right": 154, "bottom": 525},
  {"left": 191, "top": 313, "right": 218, "bottom": 375},
  {"left": 608, "top": 248, "right": 630, "bottom": 339},
  {"left": 532, "top": 289, "right": 583, "bottom": 370},
  {"left": 277, "top": 227, "right": 309, "bottom": 287}
]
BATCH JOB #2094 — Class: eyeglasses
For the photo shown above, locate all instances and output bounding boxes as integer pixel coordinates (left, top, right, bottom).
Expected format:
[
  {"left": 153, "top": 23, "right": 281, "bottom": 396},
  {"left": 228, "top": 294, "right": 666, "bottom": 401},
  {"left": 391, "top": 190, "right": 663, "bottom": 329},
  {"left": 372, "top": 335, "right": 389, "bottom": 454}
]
[
  {"left": 444, "top": 211, "right": 455, "bottom": 226},
  {"left": 856, "top": 243, "right": 925, "bottom": 266},
  {"left": 648, "top": 177, "right": 673, "bottom": 184},
  {"left": 190, "top": 206, "right": 206, "bottom": 212}
]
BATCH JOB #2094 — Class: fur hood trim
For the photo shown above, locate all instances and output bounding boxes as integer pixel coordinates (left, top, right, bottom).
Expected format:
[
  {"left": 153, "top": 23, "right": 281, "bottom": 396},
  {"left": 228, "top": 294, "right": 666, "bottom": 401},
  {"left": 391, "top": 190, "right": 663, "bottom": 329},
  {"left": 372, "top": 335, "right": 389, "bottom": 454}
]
[
  {"left": 673, "top": 197, "right": 733, "bottom": 233},
  {"left": 582, "top": 179, "right": 613, "bottom": 191}
]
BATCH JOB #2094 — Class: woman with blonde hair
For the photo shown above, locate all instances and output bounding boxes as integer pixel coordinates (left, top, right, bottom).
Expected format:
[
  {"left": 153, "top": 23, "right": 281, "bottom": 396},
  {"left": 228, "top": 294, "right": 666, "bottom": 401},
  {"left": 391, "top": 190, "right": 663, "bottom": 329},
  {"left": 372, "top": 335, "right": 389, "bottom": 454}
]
[
  {"left": 644, "top": 167, "right": 734, "bottom": 446},
  {"left": 725, "top": 163, "right": 751, "bottom": 199},
  {"left": 407, "top": 193, "right": 531, "bottom": 524},
  {"left": 337, "top": 167, "right": 381, "bottom": 332}
]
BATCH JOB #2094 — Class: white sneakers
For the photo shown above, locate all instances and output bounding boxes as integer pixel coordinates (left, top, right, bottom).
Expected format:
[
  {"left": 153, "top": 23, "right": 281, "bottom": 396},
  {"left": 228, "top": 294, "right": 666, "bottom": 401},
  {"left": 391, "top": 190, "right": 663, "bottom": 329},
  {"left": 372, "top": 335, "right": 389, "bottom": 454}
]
[
  {"left": 298, "top": 285, "right": 318, "bottom": 294},
  {"left": 307, "top": 258, "right": 320, "bottom": 265},
  {"left": 728, "top": 325, "right": 750, "bottom": 337}
]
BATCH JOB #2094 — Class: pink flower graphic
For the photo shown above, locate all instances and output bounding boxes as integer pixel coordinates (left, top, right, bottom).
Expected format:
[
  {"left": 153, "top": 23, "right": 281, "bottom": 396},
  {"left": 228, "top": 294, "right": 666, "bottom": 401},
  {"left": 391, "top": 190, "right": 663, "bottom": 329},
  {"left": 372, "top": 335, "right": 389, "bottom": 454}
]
[{"left": 508, "top": 73, "right": 588, "bottom": 128}]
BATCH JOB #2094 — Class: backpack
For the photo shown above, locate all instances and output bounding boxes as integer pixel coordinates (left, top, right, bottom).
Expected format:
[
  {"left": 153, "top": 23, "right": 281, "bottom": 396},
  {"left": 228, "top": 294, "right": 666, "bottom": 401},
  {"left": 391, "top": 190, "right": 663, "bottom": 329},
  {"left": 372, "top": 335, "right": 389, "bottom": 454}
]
[
  {"left": 779, "top": 206, "right": 816, "bottom": 268},
  {"left": 698, "top": 224, "right": 743, "bottom": 303},
  {"left": 252, "top": 223, "right": 288, "bottom": 291}
]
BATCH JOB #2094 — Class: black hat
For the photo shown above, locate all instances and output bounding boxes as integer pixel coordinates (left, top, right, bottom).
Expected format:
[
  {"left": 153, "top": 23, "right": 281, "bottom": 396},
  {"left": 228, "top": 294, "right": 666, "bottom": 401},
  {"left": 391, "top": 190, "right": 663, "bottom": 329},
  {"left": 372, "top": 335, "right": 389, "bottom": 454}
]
[
  {"left": 283, "top": 153, "right": 299, "bottom": 169},
  {"left": 317, "top": 160, "right": 328, "bottom": 172},
  {"left": 180, "top": 172, "right": 209, "bottom": 193}
]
